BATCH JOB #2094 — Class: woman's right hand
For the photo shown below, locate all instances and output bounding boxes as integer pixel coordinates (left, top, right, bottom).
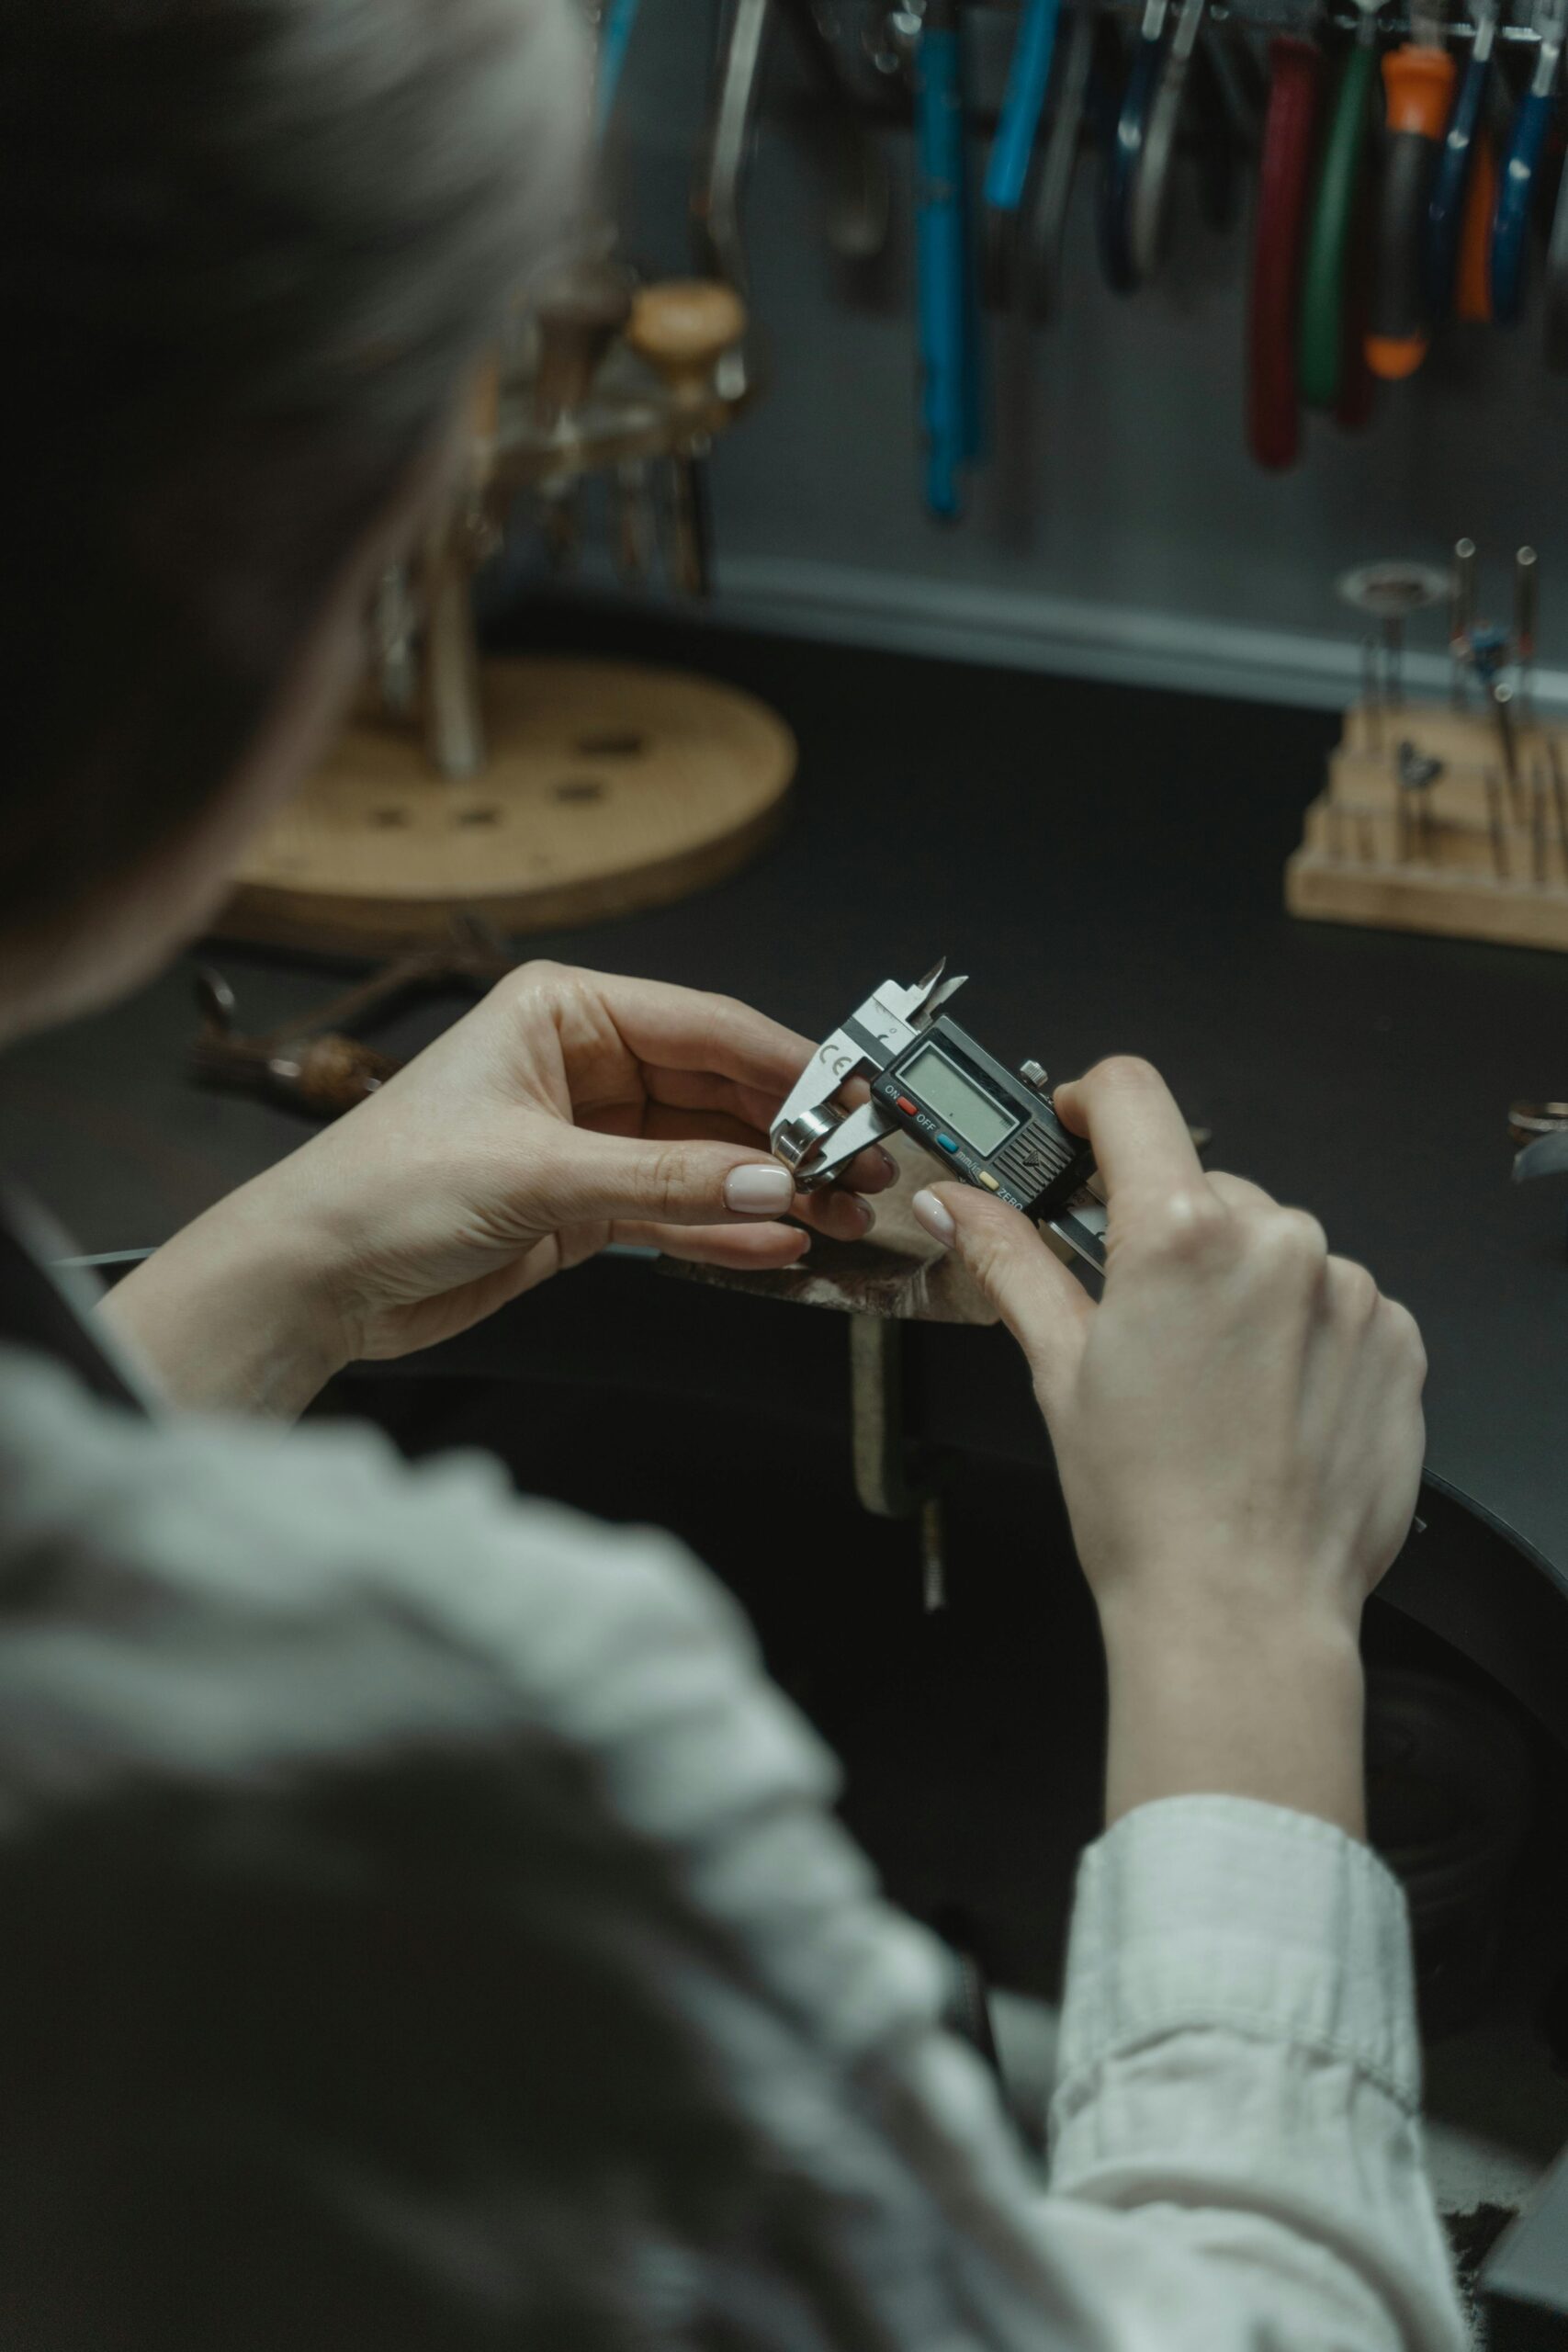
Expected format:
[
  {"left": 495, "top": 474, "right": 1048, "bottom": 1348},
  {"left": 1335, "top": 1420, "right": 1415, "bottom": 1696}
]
[{"left": 910, "top": 1056, "right": 1427, "bottom": 1835}]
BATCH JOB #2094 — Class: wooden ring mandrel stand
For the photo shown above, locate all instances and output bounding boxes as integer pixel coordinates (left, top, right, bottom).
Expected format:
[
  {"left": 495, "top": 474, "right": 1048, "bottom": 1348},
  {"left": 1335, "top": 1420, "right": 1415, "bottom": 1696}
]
[{"left": 215, "top": 280, "right": 794, "bottom": 958}]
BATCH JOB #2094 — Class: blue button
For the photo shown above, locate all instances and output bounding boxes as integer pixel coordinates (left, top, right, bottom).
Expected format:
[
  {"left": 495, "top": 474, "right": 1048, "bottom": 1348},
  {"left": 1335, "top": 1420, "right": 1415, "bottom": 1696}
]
[{"left": 936, "top": 1133, "right": 960, "bottom": 1154}]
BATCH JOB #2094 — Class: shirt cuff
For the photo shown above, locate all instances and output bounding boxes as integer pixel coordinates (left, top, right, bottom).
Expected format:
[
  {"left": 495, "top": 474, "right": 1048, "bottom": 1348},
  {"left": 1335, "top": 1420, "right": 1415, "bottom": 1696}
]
[{"left": 1055, "top": 1796, "right": 1421, "bottom": 2115}]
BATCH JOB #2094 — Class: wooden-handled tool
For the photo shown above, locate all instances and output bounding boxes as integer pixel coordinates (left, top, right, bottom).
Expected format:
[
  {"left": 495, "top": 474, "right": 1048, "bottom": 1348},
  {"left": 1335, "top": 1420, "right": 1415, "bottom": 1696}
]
[{"left": 626, "top": 279, "right": 749, "bottom": 596}]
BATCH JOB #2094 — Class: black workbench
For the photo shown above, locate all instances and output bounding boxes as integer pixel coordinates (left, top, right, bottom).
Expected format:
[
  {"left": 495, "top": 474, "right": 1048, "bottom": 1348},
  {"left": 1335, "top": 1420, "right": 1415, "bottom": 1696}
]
[{"left": 7, "top": 608, "right": 1568, "bottom": 1709}]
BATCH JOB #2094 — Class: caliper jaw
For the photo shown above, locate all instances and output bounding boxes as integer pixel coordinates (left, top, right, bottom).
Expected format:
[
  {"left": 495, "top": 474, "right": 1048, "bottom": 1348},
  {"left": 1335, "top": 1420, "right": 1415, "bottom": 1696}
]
[{"left": 771, "top": 960, "right": 969, "bottom": 1188}]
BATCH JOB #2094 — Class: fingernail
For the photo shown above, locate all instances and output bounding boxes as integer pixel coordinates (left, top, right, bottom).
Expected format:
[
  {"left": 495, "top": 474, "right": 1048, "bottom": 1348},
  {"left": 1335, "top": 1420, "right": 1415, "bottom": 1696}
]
[
  {"left": 852, "top": 1197, "right": 876, "bottom": 1234},
  {"left": 874, "top": 1148, "right": 899, "bottom": 1182},
  {"left": 725, "top": 1163, "right": 795, "bottom": 1214},
  {"left": 912, "top": 1188, "right": 956, "bottom": 1248}
]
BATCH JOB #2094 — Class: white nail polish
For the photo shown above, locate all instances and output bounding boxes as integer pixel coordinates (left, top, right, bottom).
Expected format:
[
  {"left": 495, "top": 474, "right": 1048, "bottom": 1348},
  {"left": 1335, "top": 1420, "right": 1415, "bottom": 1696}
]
[
  {"left": 725, "top": 1163, "right": 795, "bottom": 1214},
  {"left": 912, "top": 1188, "right": 956, "bottom": 1247}
]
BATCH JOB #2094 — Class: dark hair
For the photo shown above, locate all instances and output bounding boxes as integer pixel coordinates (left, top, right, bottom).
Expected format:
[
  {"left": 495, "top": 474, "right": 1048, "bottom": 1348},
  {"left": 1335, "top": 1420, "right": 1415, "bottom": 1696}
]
[
  {"left": 0, "top": 1540, "right": 1040, "bottom": 2350},
  {"left": 3, "top": 0, "right": 585, "bottom": 927}
]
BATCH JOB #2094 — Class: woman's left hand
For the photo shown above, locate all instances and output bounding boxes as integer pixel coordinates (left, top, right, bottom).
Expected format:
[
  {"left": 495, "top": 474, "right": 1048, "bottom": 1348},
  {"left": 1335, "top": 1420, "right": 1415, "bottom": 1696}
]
[{"left": 103, "top": 962, "right": 897, "bottom": 1412}]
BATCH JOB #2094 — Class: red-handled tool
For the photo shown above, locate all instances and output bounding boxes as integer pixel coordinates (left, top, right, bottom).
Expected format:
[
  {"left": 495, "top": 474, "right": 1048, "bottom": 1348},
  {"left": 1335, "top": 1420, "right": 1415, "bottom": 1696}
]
[{"left": 1248, "top": 34, "right": 1325, "bottom": 469}]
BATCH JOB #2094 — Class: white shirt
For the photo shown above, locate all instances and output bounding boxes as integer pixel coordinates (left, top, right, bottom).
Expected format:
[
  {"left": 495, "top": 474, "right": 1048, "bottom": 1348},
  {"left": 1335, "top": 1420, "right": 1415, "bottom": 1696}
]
[{"left": 0, "top": 1346, "right": 1467, "bottom": 2348}]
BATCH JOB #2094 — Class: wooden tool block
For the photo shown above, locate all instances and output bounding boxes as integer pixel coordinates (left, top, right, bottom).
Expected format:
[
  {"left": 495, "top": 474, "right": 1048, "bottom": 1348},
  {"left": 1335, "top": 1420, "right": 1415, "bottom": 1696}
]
[
  {"left": 215, "top": 657, "right": 795, "bottom": 956},
  {"left": 1287, "top": 699, "right": 1568, "bottom": 954}
]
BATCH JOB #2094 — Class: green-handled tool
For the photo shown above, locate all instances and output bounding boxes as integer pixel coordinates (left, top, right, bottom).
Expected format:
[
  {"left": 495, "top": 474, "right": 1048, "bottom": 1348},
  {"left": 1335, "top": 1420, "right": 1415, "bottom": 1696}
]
[{"left": 1299, "top": 0, "right": 1388, "bottom": 406}]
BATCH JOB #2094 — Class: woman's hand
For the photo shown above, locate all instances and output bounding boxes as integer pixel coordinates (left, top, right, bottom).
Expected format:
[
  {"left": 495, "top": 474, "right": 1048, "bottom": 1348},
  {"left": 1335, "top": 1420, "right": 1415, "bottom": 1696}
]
[
  {"left": 911, "top": 1057, "right": 1427, "bottom": 1836},
  {"left": 104, "top": 962, "right": 896, "bottom": 1415}
]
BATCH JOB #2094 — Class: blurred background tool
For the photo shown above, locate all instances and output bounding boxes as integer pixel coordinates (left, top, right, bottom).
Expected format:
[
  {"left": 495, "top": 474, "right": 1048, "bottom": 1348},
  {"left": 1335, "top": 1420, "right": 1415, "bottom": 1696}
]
[
  {"left": 1427, "top": 0, "right": 1498, "bottom": 319},
  {"left": 1490, "top": 0, "right": 1568, "bottom": 321},
  {"left": 984, "top": 0, "right": 1063, "bottom": 299},
  {"left": 189, "top": 925, "right": 515, "bottom": 1119},
  {"left": 1129, "top": 0, "right": 1209, "bottom": 277},
  {"left": 1247, "top": 31, "right": 1325, "bottom": 466},
  {"left": 1366, "top": 0, "right": 1457, "bottom": 376},
  {"left": 591, "top": 0, "right": 642, "bottom": 136},
  {"left": 1543, "top": 112, "right": 1568, "bottom": 358},
  {"left": 1292, "top": 540, "right": 1568, "bottom": 946},
  {"left": 1337, "top": 559, "right": 1452, "bottom": 740},
  {"left": 773, "top": 0, "right": 894, "bottom": 262},
  {"left": 915, "top": 0, "right": 982, "bottom": 516},
  {"left": 1027, "top": 0, "right": 1097, "bottom": 316},
  {"left": 1300, "top": 0, "right": 1387, "bottom": 405},
  {"left": 1100, "top": 0, "right": 1171, "bottom": 291},
  {"left": 693, "top": 0, "right": 772, "bottom": 294}
]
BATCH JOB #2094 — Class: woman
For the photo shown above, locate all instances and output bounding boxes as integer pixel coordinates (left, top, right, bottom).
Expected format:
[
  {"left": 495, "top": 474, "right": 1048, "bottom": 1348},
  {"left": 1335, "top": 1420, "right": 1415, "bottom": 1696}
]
[{"left": 1, "top": 1, "right": 1461, "bottom": 2344}]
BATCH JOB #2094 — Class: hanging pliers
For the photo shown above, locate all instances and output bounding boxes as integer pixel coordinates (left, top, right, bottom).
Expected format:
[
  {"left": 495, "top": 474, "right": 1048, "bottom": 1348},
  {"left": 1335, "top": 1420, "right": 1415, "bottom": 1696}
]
[
  {"left": 1248, "top": 29, "right": 1327, "bottom": 467},
  {"left": 984, "top": 0, "right": 1064, "bottom": 300},
  {"left": 1299, "top": 0, "right": 1388, "bottom": 405},
  {"left": 1491, "top": 0, "right": 1568, "bottom": 323},
  {"left": 1366, "top": 0, "right": 1457, "bottom": 376},
  {"left": 1100, "top": 0, "right": 1172, "bottom": 291},
  {"left": 1129, "top": 0, "right": 1211, "bottom": 278},
  {"left": 1426, "top": 0, "right": 1500, "bottom": 321}
]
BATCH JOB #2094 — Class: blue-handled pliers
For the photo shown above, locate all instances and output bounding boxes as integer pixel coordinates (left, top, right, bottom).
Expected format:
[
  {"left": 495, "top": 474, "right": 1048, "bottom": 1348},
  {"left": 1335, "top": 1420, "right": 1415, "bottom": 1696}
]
[
  {"left": 984, "top": 0, "right": 1064, "bottom": 302},
  {"left": 1426, "top": 0, "right": 1497, "bottom": 320},
  {"left": 1490, "top": 0, "right": 1568, "bottom": 324}
]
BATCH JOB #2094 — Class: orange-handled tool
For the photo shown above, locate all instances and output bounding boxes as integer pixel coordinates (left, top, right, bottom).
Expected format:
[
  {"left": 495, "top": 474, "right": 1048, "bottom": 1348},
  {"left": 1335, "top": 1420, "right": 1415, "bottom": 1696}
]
[{"left": 1366, "top": 2, "right": 1457, "bottom": 378}]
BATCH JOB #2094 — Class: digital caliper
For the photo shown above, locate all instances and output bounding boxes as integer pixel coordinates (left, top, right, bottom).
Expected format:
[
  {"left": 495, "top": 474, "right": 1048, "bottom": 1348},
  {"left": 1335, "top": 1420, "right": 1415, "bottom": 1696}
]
[{"left": 770, "top": 961, "right": 1109, "bottom": 1272}]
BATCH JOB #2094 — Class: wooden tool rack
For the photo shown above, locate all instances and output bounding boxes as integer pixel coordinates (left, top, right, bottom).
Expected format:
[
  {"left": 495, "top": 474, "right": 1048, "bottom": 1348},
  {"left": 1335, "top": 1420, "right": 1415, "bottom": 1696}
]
[{"left": 1289, "top": 701, "right": 1568, "bottom": 952}]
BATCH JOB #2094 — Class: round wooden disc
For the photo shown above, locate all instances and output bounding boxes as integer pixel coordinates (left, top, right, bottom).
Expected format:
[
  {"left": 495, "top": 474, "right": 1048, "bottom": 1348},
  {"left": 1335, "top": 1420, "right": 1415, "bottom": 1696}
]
[{"left": 215, "top": 656, "right": 796, "bottom": 955}]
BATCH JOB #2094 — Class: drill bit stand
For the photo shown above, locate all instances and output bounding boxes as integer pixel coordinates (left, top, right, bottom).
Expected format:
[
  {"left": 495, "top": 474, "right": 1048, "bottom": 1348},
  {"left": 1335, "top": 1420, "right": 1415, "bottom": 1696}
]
[
  {"left": 1288, "top": 545, "right": 1568, "bottom": 953},
  {"left": 213, "top": 276, "right": 793, "bottom": 957}
]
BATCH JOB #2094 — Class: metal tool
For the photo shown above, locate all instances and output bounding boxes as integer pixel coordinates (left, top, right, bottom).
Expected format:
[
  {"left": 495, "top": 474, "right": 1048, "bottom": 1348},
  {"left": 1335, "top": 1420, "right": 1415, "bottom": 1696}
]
[
  {"left": 1484, "top": 763, "right": 1510, "bottom": 876},
  {"left": 1337, "top": 560, "right": 1453, "bottom": 739},
  {"left": 1490, "top": 0, "right": 1568, "bottom": 323},
  {"left": 1299, "top": 0, "right": 1388, "bottom": 407},
  {"left": 1469, "top": 626, "right": 1526, "bottom": 816},
  {"left": 849, "top": 1317, "right": 948, "bottom": 1609},
  {"left": 1247, "top": 32, "right": 1326, "bottom": 469},
  {"left": 1366, "top": 0, "right": 1456, "bottom": 379},
  {"left": 371, "top": 565, "right": 420, "bottom": 720},
  {"left": 1100, "top": 0, "right": 1171, "bottom": 292},
  {"left": 1397, "top": 738, "right": 1444, "bottom": 858},
  {"left": 1129, "top": 0, "right": 1210, "bottom": 280},
  {"left": 613, "top": 458, "right": 657, "bottom": 582},
  {"left": 770, "top": 962, "right": 1108, "bottom": 1273},
  {"left": 773, "top": 0, "right": 894, "bottom": 262},
  {"left": 625, "top": 279, "right": 748, "bottom": 599},
  {"left": 1427, "top": 0, "right": 1497, "bottom": 322},
  {"left": 1517, "top": 544, "right": 1540, "bottom": 714},
  {"left": 985, "top": 0, "right": 1064, "bottom": 300},
  {"left": 189, "top": 922, "right": 515, "bottom": 1120},
  {"left": 694, "top": 0, "right": 772, "bottom": 296},
  {"left": 1450, "top": 534, "right": 1479, "bottom": 705},
  {"left": 1028, "top": 0, "right": 1097, "bottom": 319}
]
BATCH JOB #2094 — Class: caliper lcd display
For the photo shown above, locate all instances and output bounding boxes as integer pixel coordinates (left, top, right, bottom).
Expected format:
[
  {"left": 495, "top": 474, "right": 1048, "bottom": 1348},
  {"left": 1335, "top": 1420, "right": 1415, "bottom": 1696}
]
[{"left": 901, "top": 1042, "right": 1021, "bottom": 1156}]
